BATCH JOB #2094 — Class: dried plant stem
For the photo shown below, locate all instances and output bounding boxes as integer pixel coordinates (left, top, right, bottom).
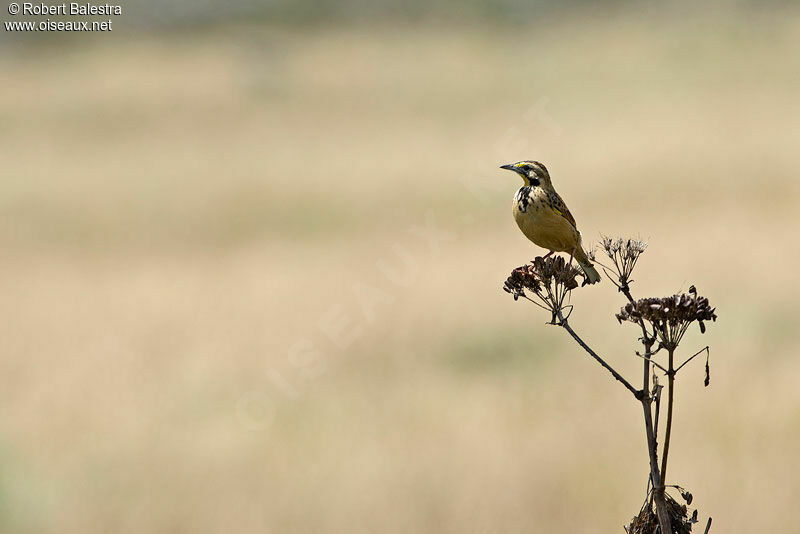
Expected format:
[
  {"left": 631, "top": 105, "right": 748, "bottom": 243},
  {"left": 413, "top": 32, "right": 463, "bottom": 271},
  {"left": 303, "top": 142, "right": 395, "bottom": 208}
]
[
  {"left": 634, "top": 352, "right": 668, "bottom": 373},
  {"left": 640, "top": 342, "right": 673, "bottom": 534},
  {"left": 676, "top": 346, "right": 709, "bottom": 374},
  {"left": 660, "top": 348, "right": 676, "bottom": 486},
  {"left": 556, "top": 306, "right": 672, "bottom": 533},
  {"left": 505, "top": 247, "right": 715, "bottom": 533},
  {"left": 623, "top": 288, "right": 673, "bottom": 534},
  {"left": 555, "top": 313, "right": 639, "bottom": 398},
  {"left": 503, "top": 244, "right": 717, "bottom": 534}
]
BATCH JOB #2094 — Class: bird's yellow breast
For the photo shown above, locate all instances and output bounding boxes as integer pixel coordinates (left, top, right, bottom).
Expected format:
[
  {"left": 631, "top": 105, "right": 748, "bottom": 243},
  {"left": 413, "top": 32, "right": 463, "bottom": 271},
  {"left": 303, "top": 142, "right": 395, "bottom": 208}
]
[{"left": 512, "top": 187, "right": 581, "bottom": 253}]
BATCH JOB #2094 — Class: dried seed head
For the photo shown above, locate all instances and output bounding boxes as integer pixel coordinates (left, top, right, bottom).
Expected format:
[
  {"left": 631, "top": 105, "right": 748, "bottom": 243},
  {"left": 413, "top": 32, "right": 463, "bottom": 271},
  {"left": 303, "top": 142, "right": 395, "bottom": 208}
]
[
  {"left": 626, "top": 493, "right": 696, "bottom": 534},
  {"left": 601, "top": 236, "right": 622, "bottom": 256},
  {"left": 503, "top": 264, "right": 541, "bottom": 300},
  {"left": 503, "top": 256, "right": 583, "bottom": 318},
  {"left": 616, "top": 288, "right": 716, "bottom": 349},
  {"left": 600, "top": 235, "right": 647, "bottom": 288}
]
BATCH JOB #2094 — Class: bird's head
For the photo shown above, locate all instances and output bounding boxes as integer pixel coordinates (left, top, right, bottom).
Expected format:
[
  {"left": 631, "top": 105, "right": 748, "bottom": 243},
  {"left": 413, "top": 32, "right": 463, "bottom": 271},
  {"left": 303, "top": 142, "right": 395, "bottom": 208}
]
[{"left": 500, "top": 160, "right": 551, "bottom": 188}]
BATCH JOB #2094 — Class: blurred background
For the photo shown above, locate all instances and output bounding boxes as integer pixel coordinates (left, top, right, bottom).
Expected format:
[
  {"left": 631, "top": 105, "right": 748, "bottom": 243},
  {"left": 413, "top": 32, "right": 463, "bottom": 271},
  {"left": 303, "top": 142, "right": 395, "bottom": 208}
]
[{"left": 1, "top": 0, "right": 799, "bottom": 532}]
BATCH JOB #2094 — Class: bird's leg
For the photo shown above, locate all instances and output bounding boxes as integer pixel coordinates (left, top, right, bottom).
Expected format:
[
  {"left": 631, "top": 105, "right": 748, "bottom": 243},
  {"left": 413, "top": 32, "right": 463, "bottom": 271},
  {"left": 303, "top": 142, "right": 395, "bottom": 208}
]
[
  {"left": 541, "top": 251, "right": 554, "bottom": 260},
  {"left": 567, "top": 246, "right": 576, "bottom": 267}
]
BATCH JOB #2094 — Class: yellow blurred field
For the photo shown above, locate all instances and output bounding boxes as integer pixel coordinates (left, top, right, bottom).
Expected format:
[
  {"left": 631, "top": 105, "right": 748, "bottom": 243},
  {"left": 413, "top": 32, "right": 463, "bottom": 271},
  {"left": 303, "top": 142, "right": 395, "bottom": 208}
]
[{"left": 1, "top": 8, "right": 799, "bottom": 532}]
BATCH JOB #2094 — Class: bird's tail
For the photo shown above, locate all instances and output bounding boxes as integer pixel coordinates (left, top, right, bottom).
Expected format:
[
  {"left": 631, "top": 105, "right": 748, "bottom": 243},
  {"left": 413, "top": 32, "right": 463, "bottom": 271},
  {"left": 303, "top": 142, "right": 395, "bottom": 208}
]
[{"left": 575, "top": 248, "right": 601, "bottom": 285}]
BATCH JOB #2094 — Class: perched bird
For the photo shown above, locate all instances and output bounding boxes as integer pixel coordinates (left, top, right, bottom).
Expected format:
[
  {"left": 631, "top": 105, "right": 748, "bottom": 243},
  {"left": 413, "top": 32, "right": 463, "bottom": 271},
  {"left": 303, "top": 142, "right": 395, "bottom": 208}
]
[{"left": 500, "top": 160, "right": 601, "bottom": 284}]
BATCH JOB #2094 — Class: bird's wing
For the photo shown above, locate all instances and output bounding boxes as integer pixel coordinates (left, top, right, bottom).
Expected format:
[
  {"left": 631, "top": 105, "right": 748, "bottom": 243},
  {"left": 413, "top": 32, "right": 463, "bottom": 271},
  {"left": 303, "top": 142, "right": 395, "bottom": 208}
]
[{"left": 548, "top": 191, "right": 577, "bottom": 228}]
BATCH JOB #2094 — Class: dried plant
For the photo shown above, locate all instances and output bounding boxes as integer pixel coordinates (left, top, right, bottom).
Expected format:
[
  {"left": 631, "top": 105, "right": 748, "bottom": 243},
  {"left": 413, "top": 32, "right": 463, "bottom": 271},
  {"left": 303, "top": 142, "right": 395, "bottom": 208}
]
[
  {"left": 617, "top": 289, "right": 717, "bottom": 350},
  {"left": 503, "top": 256, "right": 581, "bottom": 323},
  {"left": 597, "top": 236, "right": 647, "bottom": 291},
  {"left": 627, "top": 492, "right": 699, "bottom": 534},
  {"left": 503, "top": 238, "right": 716, "bottom": 534}
]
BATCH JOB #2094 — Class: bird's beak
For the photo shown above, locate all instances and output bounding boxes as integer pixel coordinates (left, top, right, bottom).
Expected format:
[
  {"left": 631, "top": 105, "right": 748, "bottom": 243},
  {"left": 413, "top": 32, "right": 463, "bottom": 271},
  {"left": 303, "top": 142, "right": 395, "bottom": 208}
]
[{"left": 500, "top": 164, "right": 523, "bottom": 175}]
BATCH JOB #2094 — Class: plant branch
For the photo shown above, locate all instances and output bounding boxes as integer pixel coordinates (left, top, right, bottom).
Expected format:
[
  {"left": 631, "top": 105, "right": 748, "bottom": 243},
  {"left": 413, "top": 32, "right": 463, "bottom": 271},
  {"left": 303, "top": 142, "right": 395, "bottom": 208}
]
[
  {"left": 555, "top": 284, "right": 670, "bottom": 532},
  {"left": 555, "top": 312, "right": 640, "bottom": 398},
  {"left": 653, "top": 377, "right": 662, "bottom": 443},
  {"left": 634, "top": 352, "right": 668, "bottom": 374},
  {"left": 622, "top": 286, "right": 673, "bottom": 534},
  {"left": 639, "top": 350, "right": 671, "bottom": 534},
  {"left": 504, "top": 246, "right": 714, "bottom": 533},
  {"left": 660, "top": 348, "right": 676, "bottom": 486},
  {"left": 675, "top": 346, "right": 710, "bottom": 374}
]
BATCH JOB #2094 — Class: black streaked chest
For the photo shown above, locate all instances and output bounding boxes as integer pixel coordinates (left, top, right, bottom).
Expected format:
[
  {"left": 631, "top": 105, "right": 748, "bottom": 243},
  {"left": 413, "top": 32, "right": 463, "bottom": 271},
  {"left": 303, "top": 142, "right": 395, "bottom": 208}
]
[{"left": 514, "top": 186, "right": 533, "bottom": 213}]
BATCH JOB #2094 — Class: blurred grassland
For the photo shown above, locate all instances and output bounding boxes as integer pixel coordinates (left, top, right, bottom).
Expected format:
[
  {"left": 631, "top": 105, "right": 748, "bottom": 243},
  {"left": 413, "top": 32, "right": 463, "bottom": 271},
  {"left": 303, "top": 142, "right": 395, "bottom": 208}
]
[{"left": 1, "top": 6, "right": 799, "bottom": 533}]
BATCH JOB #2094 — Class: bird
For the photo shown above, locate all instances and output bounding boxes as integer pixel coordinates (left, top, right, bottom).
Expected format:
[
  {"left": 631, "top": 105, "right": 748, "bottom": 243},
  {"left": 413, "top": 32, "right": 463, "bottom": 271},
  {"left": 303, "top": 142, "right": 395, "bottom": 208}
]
[{"left": 500, "top": 160, "right": 601, "bottom": 284}]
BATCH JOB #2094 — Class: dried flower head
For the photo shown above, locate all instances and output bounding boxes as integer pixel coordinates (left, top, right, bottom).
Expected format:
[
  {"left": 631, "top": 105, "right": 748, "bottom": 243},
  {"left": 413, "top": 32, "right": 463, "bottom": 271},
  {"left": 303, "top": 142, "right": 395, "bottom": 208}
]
[
  {"left": 626, "top": 493, "right": 695, "bottom": 534},
  {"left": 616, "top": 286, "right": 716, "bottom": 349},
  {"left": 600, "top": 236, "right": 647, "bottom": 289},
  {"left": 503, "top": 256, "right": 582, "bottom": 321}
]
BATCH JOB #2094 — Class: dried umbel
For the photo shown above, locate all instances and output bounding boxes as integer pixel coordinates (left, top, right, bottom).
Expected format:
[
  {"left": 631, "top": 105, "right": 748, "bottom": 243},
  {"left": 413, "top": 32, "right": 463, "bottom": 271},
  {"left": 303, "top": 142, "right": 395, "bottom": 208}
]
[
  {"left": 502, "top": 237, "right": 716, "bottom": 533},
  {"left": 504, "top": 256, "right": 582, "bottom": 321},
  {"left": 599, "top": 236, "right": 647, "bottom": 289},
  {"left": 616, "top": 286, "right": 717, "bottom": 350},
  {"left": 626, "top": 493, "right": 696, "bottom": 534}
]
